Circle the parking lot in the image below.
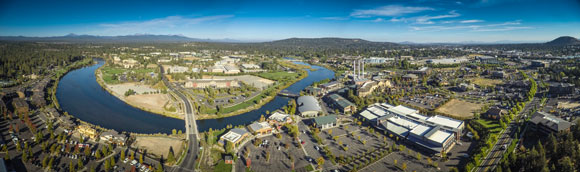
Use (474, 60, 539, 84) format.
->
(235, 131, 310, 172)
(399, 93, 448, 110)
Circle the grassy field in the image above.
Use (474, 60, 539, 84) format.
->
(475, 118, 502, 134)
(435, 99, 483, 119)
(257, 71, 299, 81)
(469, 78, 503, 87)
(213, 160, 232, 172)
(100, 66, 155, 84)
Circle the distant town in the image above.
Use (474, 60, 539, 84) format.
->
(1, 35, 580, 172)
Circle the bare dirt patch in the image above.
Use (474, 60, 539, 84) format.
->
(557, 101, 580, 109)
(435, 99, 483, 119)
(469, 78, 503, 87)
(126, 94, 170, 112)
(108, 82, 158, 95)
(133, 136, 184, 158)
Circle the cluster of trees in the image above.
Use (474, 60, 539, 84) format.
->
(0, 42, 86, 82)
(499, 124, 580, 172)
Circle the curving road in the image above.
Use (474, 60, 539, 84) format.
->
(160, 66, 199, 172)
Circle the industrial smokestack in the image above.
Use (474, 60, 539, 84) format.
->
(362, 59, 365, 79)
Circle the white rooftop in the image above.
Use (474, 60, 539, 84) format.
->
(426, 116, 463, 129)
(410, 125, 431, 136)
(427, 130, 452, 144)
(408, 113, 429, 120)
(360, 110, 377, 121)
(222, 131, 243, 143)
(388, 117, 419, 129)
(269, 112, 290, 122)
(388, 105, 418, 116)
(368, 106, 388, 117)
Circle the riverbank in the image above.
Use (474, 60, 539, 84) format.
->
(94, 64, 184, 120)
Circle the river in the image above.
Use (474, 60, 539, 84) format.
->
(56, 59, 334, 134)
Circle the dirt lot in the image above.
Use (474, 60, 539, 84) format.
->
(209, 75, 274, 90)
(557, 101, 580, 109)
(133, 136, 184, 158)
(108, 82, 158, 95)
(469, 78, 503, 87)
(435, 99, 483, 119)
(126, 94, 170, 112)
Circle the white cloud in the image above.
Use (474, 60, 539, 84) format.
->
(373, 18, 385, 22)
(321, 17, 349, 21)
(98, 15, 233, 33)
(415, 10, 461, 24)
(410, 20, 531, 32)
(350, 5, 434, 18)
(460, 19, 484, 23)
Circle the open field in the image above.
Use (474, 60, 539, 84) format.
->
(133, 136, 184, 158)
(257, 71, 299, 81)
(469, 78, 503, 87)
(100, 66, 155, 84)
(435, 99, 483, 119)
(126, 94, 170, 113)
(211, 75, 274, 89)
(108, 82, 158, 95)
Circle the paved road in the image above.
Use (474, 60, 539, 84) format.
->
(475, 97, 540, 172)
(159, 66, 200, 172)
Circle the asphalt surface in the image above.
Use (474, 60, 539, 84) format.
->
(474, 97, 540, 172)
(160, 66, 199, 172)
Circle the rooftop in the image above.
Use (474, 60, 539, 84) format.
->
(314, 115, 337, 126)
(297, 96, 322, 113)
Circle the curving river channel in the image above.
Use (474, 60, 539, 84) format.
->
(56, 59, 334, 134)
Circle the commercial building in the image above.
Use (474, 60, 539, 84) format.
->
(247, 122, 273, 135)
(166, 65, 189, 74)
(268, 111, 292, 128)
(357, 79, 391, 97)
(218, 128, 250, 146)
(184, 79, 240, 89)
(313, 115, 337, 130)
(297, 96, 322, 117)
(100, 130, 127, 146)
(363, 57, 394, 64)
(409, 67, 431, 76)
(324, 94, 356, 113)
(224, 65, 241, 74)
(77, 125, 97, 139)
(359, 103, 464, 155)
(531, 60, 549, 68)
(529, 111, 573, 135)
(485, 107, 506, 120)
(549, 82, 575, 96)
(319, 81, 342, 92)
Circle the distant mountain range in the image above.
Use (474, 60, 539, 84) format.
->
(0, 34, 578, 47)
(0, 34, 243, 43)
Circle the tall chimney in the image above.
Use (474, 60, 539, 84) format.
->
(353, 60, 356, 78)
(358, 59, 361, 78)
(362, 59, 365, 79)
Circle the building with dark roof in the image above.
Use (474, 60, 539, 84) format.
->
(297, 96, 322, 117)
(529, 111, 573, 134)
(324, 94, 356, 113)
(313, 115, 337, 130)
(247, 122, 272, 135)
(549, 82, 575, 96)
(485, 107, 505, 120)
(319, 81, 342, 92)
(402, 74, 418, 81)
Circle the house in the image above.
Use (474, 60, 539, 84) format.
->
(225, 155, 234, 164)
(457, 83, 475, 92)
(11, 98, 29, 115)
(218, 128, 250, 146)
(297, 96, 322, 117)
(268, 111, 292, 127)
(529, 111, 573, 135)
(324, 94, 356, 113)
(77, 125, 97, 139)
(313, 115, 337, 130)
(485, 107, 505, 120)
(247, 122, 272, 135)
(100, 130, 127, 146)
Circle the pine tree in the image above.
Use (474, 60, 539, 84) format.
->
(120, 149, 126, 161)
(167, 147, 175, 163)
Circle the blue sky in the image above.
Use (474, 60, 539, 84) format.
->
(0, 0, 579, 42)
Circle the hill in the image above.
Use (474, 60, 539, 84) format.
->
(264, 37, 399, 49)
(545, 36, 580, 46)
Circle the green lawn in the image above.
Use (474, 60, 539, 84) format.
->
(475, 119, 502, 134)
(257, 71, 298, 81)
(213, 160, 232, 172)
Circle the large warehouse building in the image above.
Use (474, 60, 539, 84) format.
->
(359, 103, 464, 155)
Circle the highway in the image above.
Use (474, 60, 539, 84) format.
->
(474, 97, 540, 172)
(159, 65, 200, 172)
